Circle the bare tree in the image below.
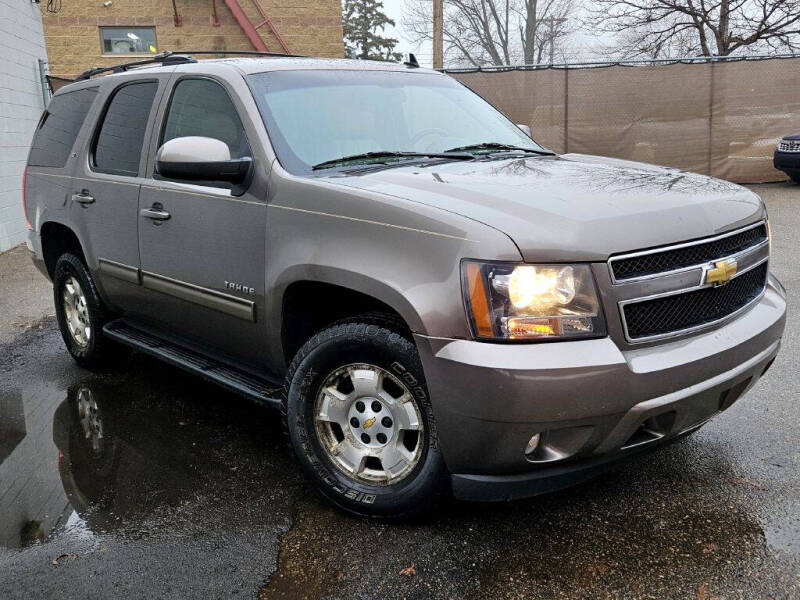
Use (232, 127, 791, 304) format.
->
(403, 0, 576, 66)
(587, 0, 800, 58)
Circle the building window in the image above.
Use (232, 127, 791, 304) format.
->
(100, 27, 157, 55)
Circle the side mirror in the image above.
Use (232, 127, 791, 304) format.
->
(517, 124, 532, 137)
(156, 136, 253, 195)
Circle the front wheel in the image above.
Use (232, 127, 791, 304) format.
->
(282, 320, 448, 519)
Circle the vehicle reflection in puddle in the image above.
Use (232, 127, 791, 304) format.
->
(0, 369, 296, 552)
(55, 383, 199, 532)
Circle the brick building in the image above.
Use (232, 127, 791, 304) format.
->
(40, 0, 344, 78)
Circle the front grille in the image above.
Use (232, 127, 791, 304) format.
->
(779, 139, 800, 152)
(623, 262, 768, 340)
(611, 224, 767, 281)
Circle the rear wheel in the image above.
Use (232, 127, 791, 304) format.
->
(283, 320, 448, 519)
(54, 253, 118, 368)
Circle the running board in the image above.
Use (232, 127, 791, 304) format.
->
(103, 319, 282, 407)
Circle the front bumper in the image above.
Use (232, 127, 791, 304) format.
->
(774, 150, 800, 177)
(414, 276, 786, 501)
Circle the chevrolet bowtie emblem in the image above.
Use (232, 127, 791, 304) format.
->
(363, 417, 376, 429)
(705, 258, 738, 285)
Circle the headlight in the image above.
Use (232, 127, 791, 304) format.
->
(462, 261, 606, 341)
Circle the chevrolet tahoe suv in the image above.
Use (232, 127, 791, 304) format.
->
(24, 53, 786, 518)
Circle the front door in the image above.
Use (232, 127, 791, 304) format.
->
(136, 76, 268, 370)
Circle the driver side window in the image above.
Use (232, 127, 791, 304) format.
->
(161, 78, 251, 159)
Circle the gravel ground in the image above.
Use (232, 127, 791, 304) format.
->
(0, 183, 797, 599)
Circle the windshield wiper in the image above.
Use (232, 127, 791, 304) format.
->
(443, 142, 554, 156)
(312, 150, 474, 170)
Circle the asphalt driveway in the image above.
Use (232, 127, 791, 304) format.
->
(0, 184, 797, 599)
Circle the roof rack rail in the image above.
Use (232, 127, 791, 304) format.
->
(75, 52, 197, 81)
(174, 49, 305, 58)
(74, 50, 305, 82)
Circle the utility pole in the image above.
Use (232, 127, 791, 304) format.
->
(540, 16, 567, 63)
(433, 0, 443, 69)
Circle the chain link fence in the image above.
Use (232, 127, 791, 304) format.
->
(447, 55, 800, 183)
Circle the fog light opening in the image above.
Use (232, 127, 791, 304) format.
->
(621, 411, 676, 449)
(524, 433, 542, 456)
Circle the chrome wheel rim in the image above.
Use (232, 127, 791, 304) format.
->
(62, 275, 91, 347)
(314, 363, 424, 485)
(76, 387, 104, 453)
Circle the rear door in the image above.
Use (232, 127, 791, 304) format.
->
(70, 75, 169, 311)
(135, 74, 268, 370)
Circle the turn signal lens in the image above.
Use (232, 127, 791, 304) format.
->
(464, 262, 493, 337)
(462, 261, 605, 341)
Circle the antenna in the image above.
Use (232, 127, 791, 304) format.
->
(404, 53, 420, 68)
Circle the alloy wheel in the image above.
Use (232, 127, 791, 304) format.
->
(62, 275, 91, 347)
(314, 363, 424, 485)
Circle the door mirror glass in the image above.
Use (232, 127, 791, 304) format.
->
(517, 124, 532, 137)
(155, 136, 253, 192)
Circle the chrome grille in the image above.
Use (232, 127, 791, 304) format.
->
(610, 223, 767, 282)
(779, 139, 800, 152)
(622, 263, 767, 340)
(610, 222, 770, 343)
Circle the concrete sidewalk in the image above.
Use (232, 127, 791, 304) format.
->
(0, 244, 53, 344)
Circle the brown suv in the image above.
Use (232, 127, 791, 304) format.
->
(24, 53, 786, 517)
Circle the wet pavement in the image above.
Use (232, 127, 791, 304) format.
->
(1, 184, 799, 599)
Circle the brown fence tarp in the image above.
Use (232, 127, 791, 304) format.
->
(450, 57, 800, 183)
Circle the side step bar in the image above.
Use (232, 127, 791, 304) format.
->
(103, 319, 282, 407)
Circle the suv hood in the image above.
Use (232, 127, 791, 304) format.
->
(320, 154, 764, 262)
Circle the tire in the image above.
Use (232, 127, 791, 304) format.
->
(791, 174, 800, 185)
(53, 253, 117, 368)
(283, 320, 448, 519)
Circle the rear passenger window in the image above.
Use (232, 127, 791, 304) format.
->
(161, 78, 251, 159)
(28, 87, 98, 168)
(92, 81, 158, 176)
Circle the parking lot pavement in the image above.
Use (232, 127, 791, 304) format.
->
(0, 244, 53, 345)
(0, 183, 798, 599)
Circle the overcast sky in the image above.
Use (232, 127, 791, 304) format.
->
(381, 0, 432, 64)
(376, 0, 599, 68)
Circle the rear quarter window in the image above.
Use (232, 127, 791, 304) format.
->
(28, 87, 99, 168)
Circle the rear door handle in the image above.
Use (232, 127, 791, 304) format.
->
(72, 190, 95, 205)
(140, 204, 171, 221)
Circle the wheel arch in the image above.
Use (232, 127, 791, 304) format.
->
(40, 221, 86, 279)
(277, 267, 425, 365)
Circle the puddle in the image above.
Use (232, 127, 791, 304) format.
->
(0, 328, 300, 555)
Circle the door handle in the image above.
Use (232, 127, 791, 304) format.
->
(140, 204, 171, 221)
(72, 190, 95, 205)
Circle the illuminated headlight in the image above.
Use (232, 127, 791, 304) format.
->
(462, 261, 606, 341)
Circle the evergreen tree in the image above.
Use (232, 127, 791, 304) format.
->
(343, 0, 402, 61)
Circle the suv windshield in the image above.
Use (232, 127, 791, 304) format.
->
(248, 69, 548, 174)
